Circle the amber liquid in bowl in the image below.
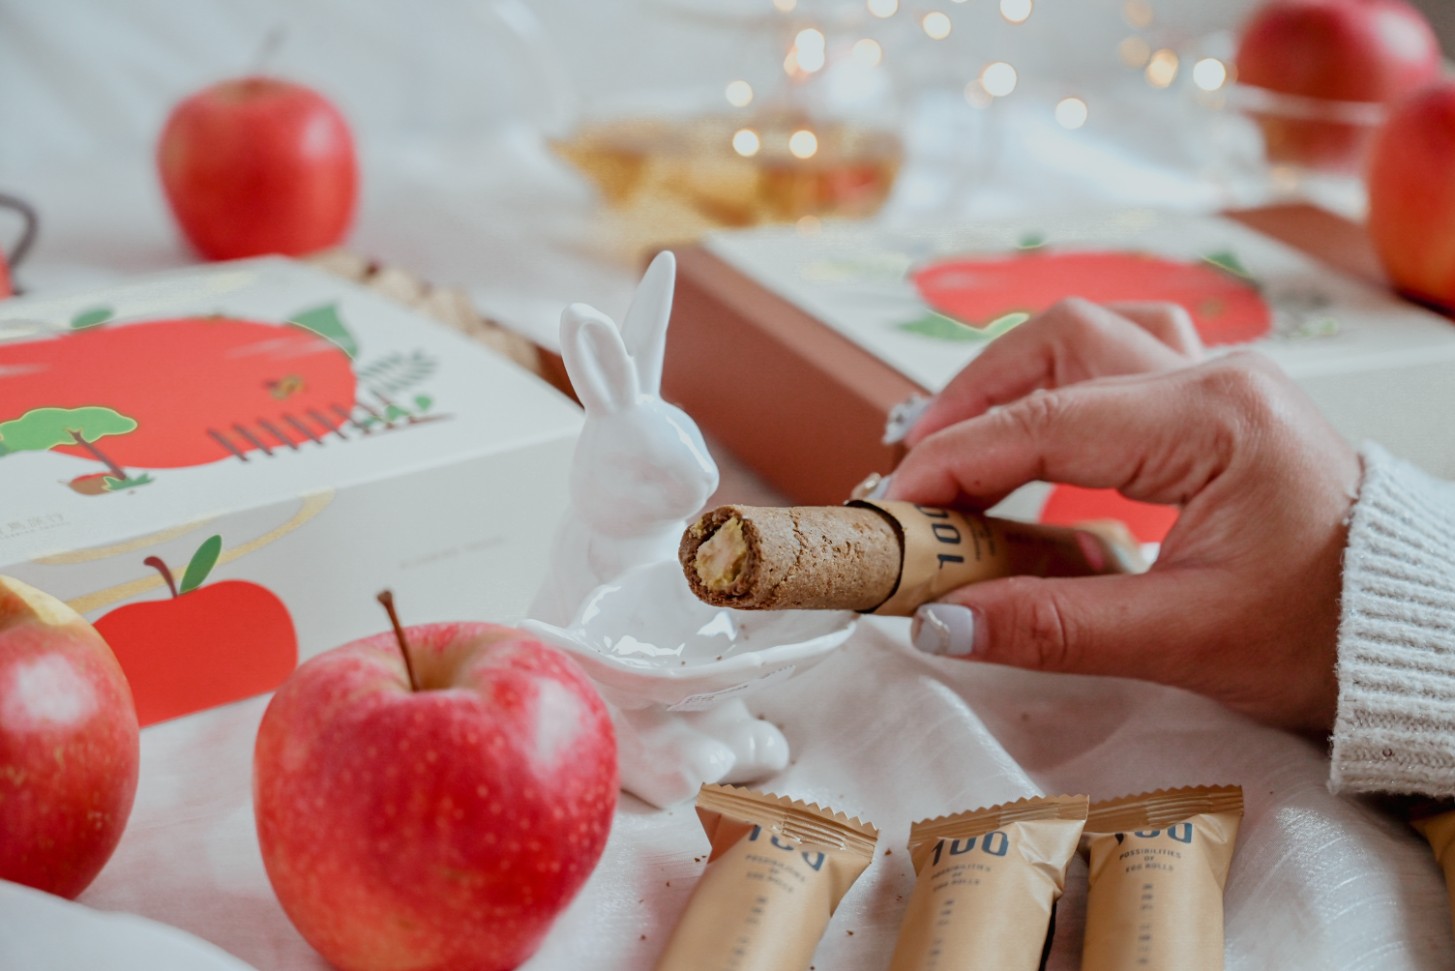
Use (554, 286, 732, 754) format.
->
(553, 112, 903, 229)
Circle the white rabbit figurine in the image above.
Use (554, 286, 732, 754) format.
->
(524, 252, 843, 807)
(528, 251, 720, 627)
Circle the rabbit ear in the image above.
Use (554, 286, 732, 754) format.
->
(560, 303, 639, 415)
(620, 250, 675, 395)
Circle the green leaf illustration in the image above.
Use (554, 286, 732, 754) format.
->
(1017, 232, 1048, 251)
(1203, 249, 1253, 280)
(0, 406, 136, 452)
(71, 306, 113, 329)
(897, 310, 1031, 342)
(412, 394, 433, 413)
(179, 534, 223, 594)
(897, 311, 985, 342)
(102, 473, 154, 492)
(289, 304, 359, 358)
(979, 311, 1033, 338)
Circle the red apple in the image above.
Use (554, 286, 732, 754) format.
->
(254, 611, 618, 971)
(158, 76, 358, 260)
(95, 536, 298, 727)
(0, 576, 140, 898)
(1366, 81, 1455, 311)
(1235, 0, 1442, 171)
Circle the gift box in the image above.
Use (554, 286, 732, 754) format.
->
(663, 204, 1455, 528)
(0, 258, 581, 726)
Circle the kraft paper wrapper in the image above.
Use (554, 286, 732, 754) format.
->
(889, 794, 1090, 971)
(679, 501, 1142, 616)
(1080, 785, 1243, 971)
(653, 784, 879, 971)
(1411, 805, 1455, 938)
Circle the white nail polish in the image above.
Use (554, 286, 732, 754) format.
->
(911, 604, 976, 658)
(863, 473, 891, 500)
(883, 394, 932, 445)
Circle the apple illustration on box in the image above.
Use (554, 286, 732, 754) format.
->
(899, 245, 1272, 544)
(907, 248, 1273, 346)
(0, 304, 442, 494)
(94, 535, 298, 726)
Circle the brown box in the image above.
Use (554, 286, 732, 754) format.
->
(661, 204, 1403, 505)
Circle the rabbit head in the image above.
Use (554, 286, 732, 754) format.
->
(559, 252, 719, 537)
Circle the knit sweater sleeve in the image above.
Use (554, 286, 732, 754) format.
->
(1331, 443, 1455, 797)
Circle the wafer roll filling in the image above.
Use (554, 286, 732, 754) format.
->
(889, 794, 1089, 971)
(1080, 785, 1243, 971)
(653, 784, 879, 971)
(680, 500, 1143, 615)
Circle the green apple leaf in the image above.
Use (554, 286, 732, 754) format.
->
(102, 473, 154, 492)
(180, 534, 223, 594)
(289, 304, 359, 358)
(1203, 249, 1253, 280)
(71, 306, 113, 329)
(978, 310, 1033, 339)
(897, 311, 985, 342)
(0, 406, 136, 452)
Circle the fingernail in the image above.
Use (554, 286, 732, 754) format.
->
(852, 472, 892, 501)
(911, 603, 977, 658)
(883, 394, 932, 445)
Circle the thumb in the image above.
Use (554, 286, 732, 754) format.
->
(910, 570, 1219, 687)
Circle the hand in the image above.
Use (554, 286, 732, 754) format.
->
(885, 299, 1360, 734)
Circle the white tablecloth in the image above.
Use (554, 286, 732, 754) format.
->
(6, 620, 1449, 969)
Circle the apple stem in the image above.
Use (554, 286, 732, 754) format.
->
(376, 590, 419, 692)
(250, 25, 286, 77)
(144, 556, 180, 599)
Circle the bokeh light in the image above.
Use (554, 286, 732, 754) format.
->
(1055, 97, 1089, 129)
(789, 129, 819, 158)
(725, 80, 754, 107)
(1001, 0, 1033, 24)
(922, 12, 952, 39)
(982, 61, 1018, 97)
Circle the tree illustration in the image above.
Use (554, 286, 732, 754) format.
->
(0, 406, 153, 492)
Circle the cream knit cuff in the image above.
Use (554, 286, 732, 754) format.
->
(1331, 443, 1455, 797)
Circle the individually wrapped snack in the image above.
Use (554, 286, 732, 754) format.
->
(679, 500, 1143, 616)
(889, 794, 1089, 971)
(1080, 785, 1244, 971)
(1411, 802, 1455, 938)
(653, 783, 879, 971)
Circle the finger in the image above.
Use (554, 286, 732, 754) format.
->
(888, 360, 1247, 510)
(1103, 301, 1204, 357)
(910, 569, 1224, 688)
(905, 298, 1194, 447)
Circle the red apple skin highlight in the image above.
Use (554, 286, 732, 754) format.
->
(158, 76, 358, 260)
(0, 577, 140, 899)
(1367, 82, 1455, 311)
(254, 622, 618, 971)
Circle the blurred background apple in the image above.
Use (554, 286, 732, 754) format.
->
(1233, 0, 1442, 173)
(158, 75, 357, 260)
(1366, 80, 1455, 311)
